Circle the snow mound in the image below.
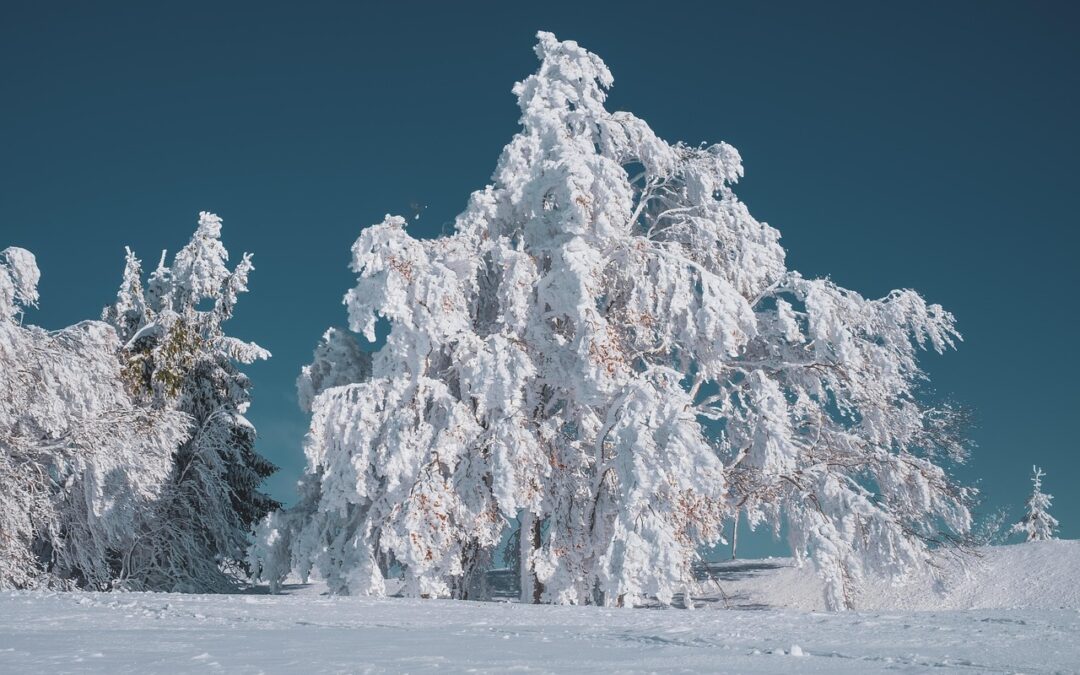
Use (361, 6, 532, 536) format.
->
(707, 540, 1080, 611)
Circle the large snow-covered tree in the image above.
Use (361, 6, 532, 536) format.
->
(103, 212, 278, 591)
(1, 247, 189, 590)
(1010, 466, 1058, 542)
(252, 33, 972, 609)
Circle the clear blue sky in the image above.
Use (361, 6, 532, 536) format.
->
(3, 1, 1076, 556)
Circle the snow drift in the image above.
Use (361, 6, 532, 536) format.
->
(709, 540, 1080, 612)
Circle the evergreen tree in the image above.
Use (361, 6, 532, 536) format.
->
(252, 33, 972, 609)
(1010, 466, 1058, 542)
(104, 212, 277, 591)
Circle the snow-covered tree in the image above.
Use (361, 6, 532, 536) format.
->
(1, 247, 188, 589)
(103, 213, 277, 592)
(1010, 466, 1058, 542)
(252, 32, 972, 609)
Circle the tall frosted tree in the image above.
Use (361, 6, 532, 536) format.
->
(1, 247, 188, 589)
(104, 212, 277, 591)
(252, 33, 972, 609)
(1010, 466, 1058, 542)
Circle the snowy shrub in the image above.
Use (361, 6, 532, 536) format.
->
(1010, 466, 1058, 542)
(252, 33, 972, 609)
(0, 247, 189, 589)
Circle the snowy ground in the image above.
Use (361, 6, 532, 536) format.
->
(2, 542, 1077, 673)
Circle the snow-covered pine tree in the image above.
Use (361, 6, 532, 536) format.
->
(103, 212, 278, 592)
(1, 247, 189, 589)
(252, 32, 972, 609)
(1010, 466, 1058, 542)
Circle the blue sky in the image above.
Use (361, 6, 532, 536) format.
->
(2, 1, 1077, 556)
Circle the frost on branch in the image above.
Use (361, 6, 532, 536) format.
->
(102, 212, 277, 592)
(253, 32, 972, 609)
(1010, 466, 1058, 542)
(296, 328, 371, 413)
(1, 248, 188, 589)
(0, 247, 40, 320)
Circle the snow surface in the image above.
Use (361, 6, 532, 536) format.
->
(715, 540, 1080, 612)
(1, 542, 1077, 673)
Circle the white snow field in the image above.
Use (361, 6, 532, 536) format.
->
(1, 541, 1077, 674)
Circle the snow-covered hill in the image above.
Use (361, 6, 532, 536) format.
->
(0, 542, 1077, 673)
(707, 539, 1080, 612)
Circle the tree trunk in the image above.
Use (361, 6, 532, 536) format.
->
(519, 512, 544, 604)
(731, 511, 740, 560)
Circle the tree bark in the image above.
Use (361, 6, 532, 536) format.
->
(731, 511, 740, 560)
(519, 513, 544, 604)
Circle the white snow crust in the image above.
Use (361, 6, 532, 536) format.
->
(1, 541, 1076, 673)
